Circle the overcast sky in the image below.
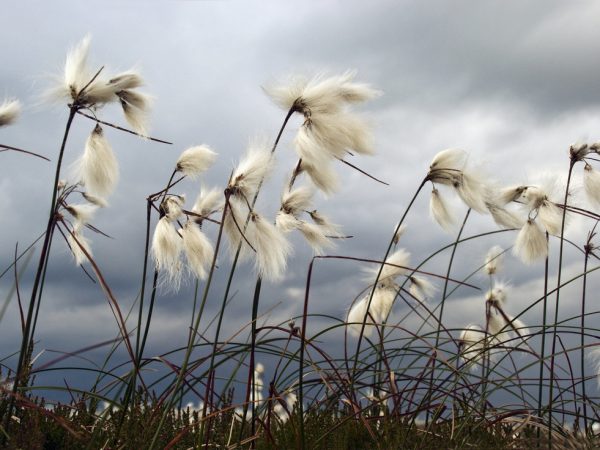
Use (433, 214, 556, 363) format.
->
(2, 0, 600, 397)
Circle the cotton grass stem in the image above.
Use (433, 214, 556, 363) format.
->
(148, 200, 229, 450)
(548, 159, 575, 438)
(7, 106, 77, 425)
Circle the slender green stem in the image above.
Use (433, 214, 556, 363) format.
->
(548, 159, 575, 438)
(351, 178, 427, 380)
(7, 106, 77, 424)
(580, 243, 590, 432)
(425, 208, 470, 425)
(148, 200, 229, 450)
(537, 232, 550, 432)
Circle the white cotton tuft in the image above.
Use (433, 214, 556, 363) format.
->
(275, 211, 300, 232)
(488, 312, 529, 345)
(497, 185, 528, 206)
(485, 284, 508, 306)
(176, 145, 217, 178)
(181, 221, 214, 280)
(281, 185, 314, 215)
(537, 200, 563, 235)
(298, 221, 334, 255)
(65, 203, 98, 225)
(430, 188, 456, 232)
(409, 276, 436, 302)
(230, 138, 274, 198)
(456, 170, 489, 213)
(0, 99, 21, 127)
(67, 224, 93, 266)
(584, 163, 600, 207)
(192, 187, 223, 218)
(513, 219, 548, 264)
(108, 71, 144, 91)
(118, 90, 152, 135)
(347, 295, 377, 337)
(64, 35, 92, 98)
(484, 245, 504, 276)
(152, 216, 183, 289)
(73, 125, 119, 198)
(250, 213, 291, 281)
(82, 192, 108, 208)
(370, 286, 397, 322)
(486, 202, 524, 229)
(223, 198, 251, 258)
(308, 210, 341, 236)
(265, 71, 380, 114)
(162, 195, 184, 222)
(378, 249, 411, 283)
(429, 148, 466, 171)
(458, 324, 485, 368)
(300, 158, 339, 195)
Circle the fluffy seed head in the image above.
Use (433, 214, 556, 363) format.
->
(379, 249, 411, 282)
(570, 141, 590, 161)
(536, 199, 562, 235)
(409, 276, 436, 302)
(458, 324, 485, 368)
(0, 99, 21, 127)
(229, 139, 274, 199)
(66, 224, 93, 266)
(275, 211, 300, 232)
(297, 221, 334, 255)
(347, 295, 376, 337)
(430, 188, 456, 232)
(192, 187, 223, 218)
(250, 212, 291, 281)
(82, 192, 108, 208)
(162, 195, 184, 222)
(281, 185, 314, 215)
(73, 125, 119, 198)
(486, 202, 524, 229)
(181, 221, 214, 280)
(513, 219, 548, 264)
(485, 284, 508, 306)
(265, 71, 380, 114)
(65, 203, 98, 225)
(176, 145, 217, 178)
(108, 71, 144, 91)
(152, 217, 183, 289)
(299, 158, 339, 195)
(484, 245, 504, 275)
(118, 90, 151, 135)
(429, 148, 466, 171)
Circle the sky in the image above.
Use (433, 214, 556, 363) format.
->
(2, 0, 600, 401)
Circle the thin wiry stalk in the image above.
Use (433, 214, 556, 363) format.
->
(0, 144, 50, 161)
(7, 105, 77, 425)
(548, 159, 575, 439)
(199, 107, 294, 443)
(148, 200, 229, 450)
(537, 232, 550, 432)
(350, 178, 427, 383)
(580, 230, 593, 433)
(426, 208, 471, 425)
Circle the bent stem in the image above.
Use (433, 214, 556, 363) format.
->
(350, 178, 427, 381)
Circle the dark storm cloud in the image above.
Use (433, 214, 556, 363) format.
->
(1, 0, 600, 374)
